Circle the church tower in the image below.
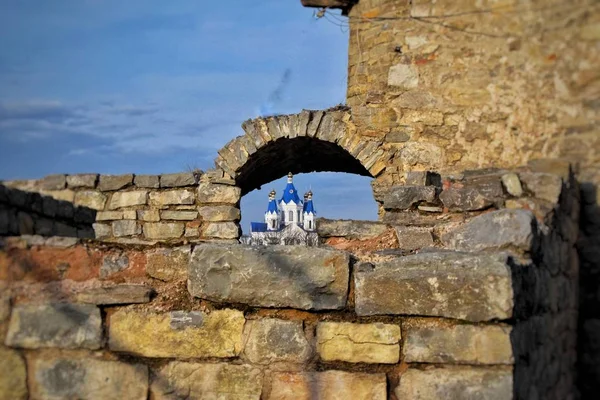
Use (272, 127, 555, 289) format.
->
(279, 172, 304, 226)
(303, 190, 316, 231)
(264, 189, 279, 230)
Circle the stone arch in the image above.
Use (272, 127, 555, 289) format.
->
(213, 108, 390, 196)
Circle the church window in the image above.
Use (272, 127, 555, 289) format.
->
(271, 220, 276, 228)
(308, 220, 312, 229)
(297, 210, 301, 221)
(289, 211, 293, 221)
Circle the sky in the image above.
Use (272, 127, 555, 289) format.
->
(0, 0, 377, 232)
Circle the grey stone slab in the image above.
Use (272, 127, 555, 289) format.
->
(383, 186, 436, 210)
(316, 218, 388, 239)
(442, 209, 536, 252)
(440, 177, 504, 211)
(354, 252, 513, 321)
(244, 318, 312, 364)
(74, 284, 153, 305)
(160, 172, 197, 188)
(38, 174, 66, 190)
(134, 174, 160, 188)
(98, 174, 134, 191)
(66, 174, 98, 188)
(188, 244, 349, 310)
(5, 303, 102, 349)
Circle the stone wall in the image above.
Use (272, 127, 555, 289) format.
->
(1, 171, 242, 244)
(0, 166, 580, 399)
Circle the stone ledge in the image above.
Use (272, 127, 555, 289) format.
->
(354, 252, 513, 321)
(188, 244, 349, 310)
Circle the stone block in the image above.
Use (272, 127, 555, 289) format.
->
(520, 172, 563, 204)
(385, 131, 410, 143)
(100, 253, 129, 278)
(108, 308, 245, 358)
(268, 371, 387, 400)
(160, 210, 198, 220)
(383, 186, 436, 210)
(112, 220, 141, 237)
(442, 209, 535, 252)
(354, 252, 513, 321)
(395, 226, 434, 250)
(395, 367, 513, 400)
(501, 173, 523, 197)
(403, 322, 513, 364)
(96, 211, 124, 221)
(316, 321, 400, 364)
(108, 190, 148, 209)
(388, 63, 419, 88)
(43, 189, 75, 202)
(160, 172, 197, 187)
(0, 347, 27, 400)
(31, 358, 148, 400)
(149, 190, 195, 206)
(316, 218, 388, 239)
(143, 222, 184, 239)
(93, 223, 111, 238)
(74, 190, 107, 210)
(198, 205, 241, 221)
(39, 174, 66, 190)
(146, 246, 190, 281)
(244, 318, 311, 364)
(197, 182, 241, 204)
(98, 174, 133, 191)
(74, 284, 153, 305)
(151, 362, 262, 400)
(440, 178, 504, 211)
(5, 303, 102, 349)
(122, 210, 137, 219)
(202, 221, 239, 239)
(134, 174, 160, 188)
(137, 209, 160, 221)
(188, 244, 349, 310)
(66, 174, 97, 188)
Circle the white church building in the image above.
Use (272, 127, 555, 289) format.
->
(249, 172, 319, 246)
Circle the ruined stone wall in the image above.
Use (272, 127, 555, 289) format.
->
(0, 166, 579, 399)
(1, 171, 242, 244)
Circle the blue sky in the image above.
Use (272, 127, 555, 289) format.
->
(0, 0, 377, 231)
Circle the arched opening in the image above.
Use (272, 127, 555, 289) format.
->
(235, 136, 372, 196)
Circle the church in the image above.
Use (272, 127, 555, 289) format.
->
(249, 172, 319, 246)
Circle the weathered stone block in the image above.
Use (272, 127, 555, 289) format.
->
(501, 173, 523, 197)
(6, 303, 102, 349)
(268, 371, 386, 400)
(395, 226, 434, 250)
(149, 190, 195, 206)
(317, 321, 400, 364)
(101, 253, 129, 278)
(134, 174, 160, 188)
(137, 209, 160, 221)
(316, 218, 388, 239)
(202, 221, 239, 239)
(198, 205, 241, 221)
(354, 252, 513, 321)
(160, 210, 198, 220)
(395, 367, 513, 400)
(112, 220, 141, 237)
(520, 172, 563, 204)
(146, 246, 190, 281)
(403, 322, 513, 364)
(39, 174, 66, 190)
(74, 191, 107, 210)
(122, 210, 136, 219)
(108, 190, 148, 209)
(0, 347, 27, 400)
(151, 362, 262, 400)
(31, 358, 148, 400)
(440, 178, 504, 211)
(383, 186, 436, 210)
(98, 174, 133, 191)
(97, 211, 123, 221)
(143, 222, 184, 239)
(160, 172, 197, 187)
(109, 309, 245, 358)
(92, 222, 111, 238)
(188, 244, 349, 310)
(244, 318, 311, 364)
(74, 284, 153, 305)
(388, 63, 419, 88)
(442, 209, 535, 252)
(66, 174, 97, 188)
(197, 182, 241, 204)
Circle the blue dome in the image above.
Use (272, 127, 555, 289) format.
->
(280, 182, 302, 204)
(266, 199, 278, 213)
(304, 200, 316, 214)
